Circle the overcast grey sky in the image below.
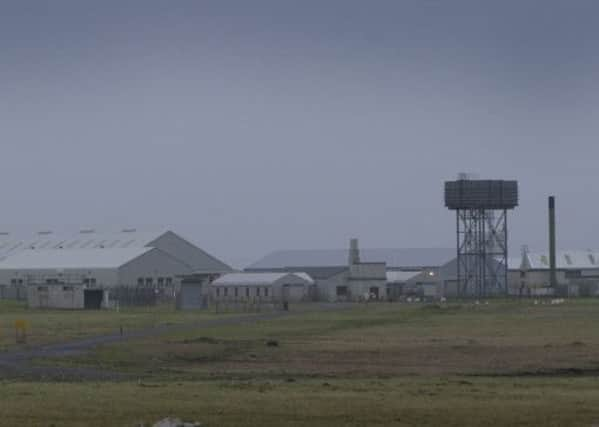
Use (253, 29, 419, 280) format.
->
(1, 1, 598, 267)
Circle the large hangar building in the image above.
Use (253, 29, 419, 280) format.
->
(0, 229, 232, 308)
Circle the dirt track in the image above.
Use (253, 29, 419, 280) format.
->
(0, 304, 353, 381)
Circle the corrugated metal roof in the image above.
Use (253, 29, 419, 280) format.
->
(386, 271, 421, 283)
(291, 272, 314, 283)
(53, 230, 167, 250)
(0, 229, 167, 261)
(245, 266, 347, 280)
(212, 272, 313, 286)
(0, 247, 153, 270)
(247, 248, 456, 270)
(524, 250, 599, 270)
(0, 229, 231, 273)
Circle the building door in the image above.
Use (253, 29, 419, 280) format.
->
(39, 289, 49, 308)
(84, 290, 103, 310)
(369, 287, 379, 299)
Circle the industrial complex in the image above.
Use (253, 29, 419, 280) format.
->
(0, 177, 593, 309)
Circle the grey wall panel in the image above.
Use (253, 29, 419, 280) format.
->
(118, 248, 192, 287)
(0, 268, 118, 287)
(150, 231, 232, 272)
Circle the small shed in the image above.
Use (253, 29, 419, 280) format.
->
(210, 272, 313, 303)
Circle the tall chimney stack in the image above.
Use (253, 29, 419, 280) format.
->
(349, 238, 360, 265)
(549, 196, 557, 288)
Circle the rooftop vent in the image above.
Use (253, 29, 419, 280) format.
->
(122, 228, 137, 233)
(0, 232, 9, 236)
(37, 231, 53, 235)
(80, 229, 96, 234)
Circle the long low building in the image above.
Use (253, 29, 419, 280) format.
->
(210, 272, 314, 303)
(0, 229, 232, 308)
(508, 249, 599, 296)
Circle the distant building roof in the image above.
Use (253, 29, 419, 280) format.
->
(291, 272, 314, 283)
(245, 265, 347, 279)
(386, 271, 421, 283)
(523, 250, 599, 270)
(0, 229, 168, 261)
(212, 272, 314, 286)
(247, 248, 455, 270)
(0, 229, 232, 272)
(506, 257, 523, 270)
(0, 247, 154, 270)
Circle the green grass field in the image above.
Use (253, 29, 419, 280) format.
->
(3, 377, 599, 427)
(0, 300, 228, 351)
(4, 299, 599, 426)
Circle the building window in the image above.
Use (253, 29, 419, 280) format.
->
(37, 286, 48, 292)
(90, 278, 96, 286)
(18, 279, 23, 285)
(336, 286, 348, 296)
(145, 278, 153, 287)
(520, 271, 526, 278)
(137, 278, 144, 286)
(256, 287, 261, 297)
(224, 287, 229, 297)
(264, 287, 269, 297)
(216, 288, 220, 297)
(157, 277, 165, 288)
(234, 287, 239, 297)
(63, 286, 74, 291)
(166, 277, 173, 286)
(10, 279, 17, 285)
(245, 287, 250, 297)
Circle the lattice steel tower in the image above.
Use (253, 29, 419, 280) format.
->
(444, 177, 519, 297)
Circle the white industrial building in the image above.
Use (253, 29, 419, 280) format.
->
(210, 272, 314, 304)
(0, 229, 232, 309)
(244, 240, 428, 302)
(507, 249, 599, 297)
(247, 243, 454, 302)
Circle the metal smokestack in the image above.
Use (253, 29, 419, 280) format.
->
(549, 196, 557, 288)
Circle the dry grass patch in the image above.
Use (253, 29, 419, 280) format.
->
(3, 377, 599, 426)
